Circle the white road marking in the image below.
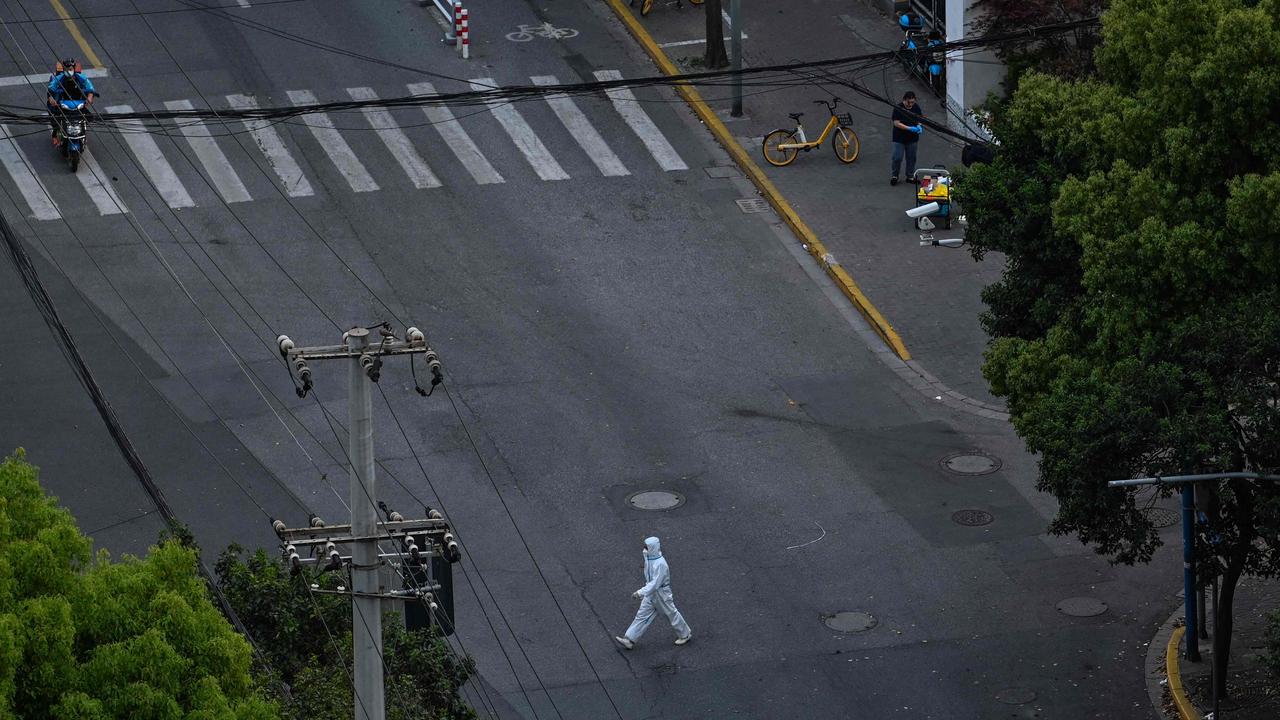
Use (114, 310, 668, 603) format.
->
(656, 11, 747, 47)
(470, 77, 569, 181)
(226, 93, 314, 197)
(237, 0, 251, 6)
(346, 87, 441, 189)
(286, 89, 379, 193)
(0, 67, 109, 88)
(77, 152, 127, 215)
(106, 105, 196, 209)
(0, 126, 60, 220)
(530, 75, 628, 177)
(407, 81, 504, 185)
(164, 99, 252, 204)
(592, 70, 688, 171)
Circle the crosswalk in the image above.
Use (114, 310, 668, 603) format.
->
(0, 71, 689, 221)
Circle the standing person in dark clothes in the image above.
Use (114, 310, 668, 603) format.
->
(890, 91, 925, 186)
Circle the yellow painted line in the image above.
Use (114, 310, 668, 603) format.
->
(603, 0, 910, 360)
(1166, 627, 1203, 720)
(48, 0, 103, 70)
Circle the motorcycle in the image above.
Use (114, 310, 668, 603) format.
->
(53, 98, 88, 172)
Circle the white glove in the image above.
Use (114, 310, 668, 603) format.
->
(632, 589, 644, 599)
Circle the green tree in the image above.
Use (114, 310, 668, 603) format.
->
(215, 546, 476, 720)
(0, 449, 278, 719)
(956, 0, 1280, 700)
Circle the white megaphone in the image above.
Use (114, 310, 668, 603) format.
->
(905, 202, 940, 219)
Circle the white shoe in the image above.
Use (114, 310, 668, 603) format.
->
(614, 636, 634, 650)
(674, 635, 692, 646)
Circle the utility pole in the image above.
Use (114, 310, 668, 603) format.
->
(730, 0, 743, 117)
(274, 324, 458, 720)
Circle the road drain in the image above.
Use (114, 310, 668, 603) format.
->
(940, 451, 1002, 475)
(951, 509, 994, 526)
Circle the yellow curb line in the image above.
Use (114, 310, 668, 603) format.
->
(603, 0, 910, 361)
(1166, 627, 1202, 720)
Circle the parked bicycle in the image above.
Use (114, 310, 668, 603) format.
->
(762, 98, 860, 167)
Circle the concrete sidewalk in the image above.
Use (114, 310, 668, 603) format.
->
(621, 0, 1005, 408)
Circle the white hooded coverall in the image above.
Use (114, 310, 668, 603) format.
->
(624, 537, 691, 642)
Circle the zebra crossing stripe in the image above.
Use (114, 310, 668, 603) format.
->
(592, 70, 688, 172)
(0, 126, 60, 220)
(76, 152, 127, 215)
(470, 78, 569, 181)
(347, 87, 441, 190)
(407, 82, 504, 185)
(107, 105, 196, 209)
(226, 94, 314, 198)
(164, 100, 252, 204)
(286, 90, 379, 193)
(530, 75, 629, 178)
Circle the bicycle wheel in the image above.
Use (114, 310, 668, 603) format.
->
(762, 129, 799, 167)
(641, 0, 653, 15)
(832, 127, 860, 164)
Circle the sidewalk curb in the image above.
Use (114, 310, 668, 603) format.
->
(1167, 627, 1203, 719)
(1145, 602, 1202, 720)
(601, 0, 911, 362)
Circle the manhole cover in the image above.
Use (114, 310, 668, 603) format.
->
(1143, 507, 1179, 528)
(994, 687, 1037, 705)
(951, 509, 994, 526)
(823, 611, 877, 633)
(735, 198, 771, 214)
(1056, 597, 1108, 617)
(940, 452, 1002, 475)
(626, 491, 685, 511)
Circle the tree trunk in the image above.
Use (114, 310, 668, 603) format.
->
(1213, 548, 1245, 701)
(704, 0, 729, 68)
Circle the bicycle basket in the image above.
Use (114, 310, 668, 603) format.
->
(837, 113, 853, 126)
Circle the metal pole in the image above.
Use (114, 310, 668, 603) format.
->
(1180, 484, 1200, 662)
(347, 327, 385, 720)
(730, 0, 742, 117)
(1211, 574, 1220, 717)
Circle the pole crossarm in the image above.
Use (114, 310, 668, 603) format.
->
(1107, 471, 1280, 488)
(275, 518, 450, 542)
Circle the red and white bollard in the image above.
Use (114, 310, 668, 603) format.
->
(459, 8, 469, 59)
(452, 1, 461, 47)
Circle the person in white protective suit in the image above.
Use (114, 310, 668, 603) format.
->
(615, 536, 692, 648)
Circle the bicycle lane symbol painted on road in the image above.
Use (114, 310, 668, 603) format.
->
(506, 23, 579, 42)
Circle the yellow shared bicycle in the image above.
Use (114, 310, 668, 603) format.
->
(762, 98, 860, 167)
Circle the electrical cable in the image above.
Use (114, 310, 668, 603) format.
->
(440, 381, 628, 719)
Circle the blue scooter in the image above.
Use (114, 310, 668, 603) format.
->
(54, 98, 88, 172)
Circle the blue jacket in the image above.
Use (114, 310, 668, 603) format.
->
(48, 72, 95, 102)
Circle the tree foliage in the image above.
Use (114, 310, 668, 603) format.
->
(215, 546, 476, 720)
(971, 0, 1105, 89)
(957, 0, 1280, 698)
(0, 449, 277, 719)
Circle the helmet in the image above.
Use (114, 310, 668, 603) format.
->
(61, 58, 77, 73)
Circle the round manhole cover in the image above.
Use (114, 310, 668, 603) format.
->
(994, 687, 1037, 705)
(951, 509, 994, 527)
(940, 452, 1002, 475)
(1143, 507, 1179, 528)
(823, 611, 877, 633)
(626, 491, 685, 511)
(1056, 597, 1108, 617)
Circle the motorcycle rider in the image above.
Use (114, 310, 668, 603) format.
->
(47, 59, 95, 143)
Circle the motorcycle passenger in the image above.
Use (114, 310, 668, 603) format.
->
(47, 59, 95, 141)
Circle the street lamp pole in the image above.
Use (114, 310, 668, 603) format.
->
(1108, 471, 1280, 710)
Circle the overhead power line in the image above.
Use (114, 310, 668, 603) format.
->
(1, 16, 1099, 129)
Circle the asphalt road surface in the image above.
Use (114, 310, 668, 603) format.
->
(0, 1, 1181, 718)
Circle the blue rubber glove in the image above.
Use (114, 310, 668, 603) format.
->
(911, 124, 923, 134)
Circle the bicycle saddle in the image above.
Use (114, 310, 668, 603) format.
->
(788, 112, 804, 120)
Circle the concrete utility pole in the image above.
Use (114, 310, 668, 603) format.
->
(730, 0, 743, 117)
(275, 324, 456, 720)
